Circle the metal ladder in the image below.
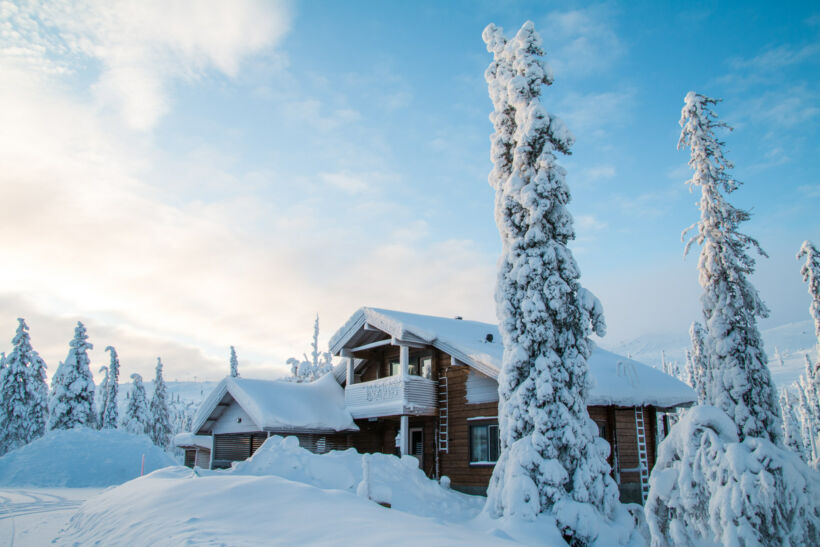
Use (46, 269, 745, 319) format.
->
(634, 407, 650, 503)
(438, 375, 449, 453)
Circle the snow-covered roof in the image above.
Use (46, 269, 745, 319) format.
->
(192, 374, 359, 435)
(330, 307, 696, 409)
(172, 433, 213, 450)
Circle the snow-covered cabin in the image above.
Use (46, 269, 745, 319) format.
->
(181, 307, 695, 504)
(181, 374, 358, 469)
(327, 307, 696, 503)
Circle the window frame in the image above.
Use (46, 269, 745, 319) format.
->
(469, 421, 500, 465)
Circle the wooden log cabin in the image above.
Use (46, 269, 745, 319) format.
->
(179, 308, 696, 505)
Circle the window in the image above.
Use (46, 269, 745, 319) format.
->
(388, 353, 432, 377)
(470, 423, 500, 463)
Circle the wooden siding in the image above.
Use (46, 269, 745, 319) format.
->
(438, 354, 497, 493)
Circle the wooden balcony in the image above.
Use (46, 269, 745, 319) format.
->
(344, 375, 437, 419)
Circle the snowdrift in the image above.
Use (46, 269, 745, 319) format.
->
(230, 435, 483, 520)
(56, 466, 514, 546)
(0, 428, 176, 487)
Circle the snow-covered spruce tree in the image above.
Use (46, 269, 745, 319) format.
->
(646, 406, 820, 546)
(100, 346, 120, 429)
(679, 92, 780, 443)
(286, 315, 334, 383)
(96, 365, 109, 429)
(121, 373, 150, 436)
(48, 321, 96, 430)
(646, 93, 820, 546)
(684, 322, 708, 404)
(229, 346, 239, 378)
(780, 388, 807, 459)
(798, 240, 820, 346)
(797, 240, 820, 458)
(149, 357, 172, 448)
(481, 22, 617, 543)
(0, 318, 49, 455)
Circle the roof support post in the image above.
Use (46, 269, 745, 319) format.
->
(346, 356, 355, 386)
(399, 344, 409, 380)
(400, 415, 409, 457)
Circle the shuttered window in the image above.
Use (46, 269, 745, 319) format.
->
(213, 432, 268, 466)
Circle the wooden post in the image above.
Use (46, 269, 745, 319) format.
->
(399, 344, 409, 379)
(346, 356, 355, 386)
(400, 415, 409, 457)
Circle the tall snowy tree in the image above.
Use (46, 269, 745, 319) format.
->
(646, 93, 819, 546)
(798, 240, 820, 347)
(679, 92, 780, 443)
(229, 346, 239, 378)
(48, 322, 96, 430)
(100, 346, 120, 429)
(684, 322, 709, 404)
(481, 22, 617, 542)
(286, 315, 334, 383)
(149, 357, 172, 448)
(121, 373, 150, 436)
(96, 365, 110, 429)
(0, 318, 49, 455)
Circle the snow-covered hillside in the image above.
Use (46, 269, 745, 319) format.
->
(602, 320, 817, 387)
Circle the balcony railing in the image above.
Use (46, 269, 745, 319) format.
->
(344, 375, 437, 419)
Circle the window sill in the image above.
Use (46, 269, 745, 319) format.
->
(469, 461, 497, 466)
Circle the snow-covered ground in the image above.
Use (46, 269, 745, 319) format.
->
(0, 431, 643, 545)
(0, 487, 103, 546)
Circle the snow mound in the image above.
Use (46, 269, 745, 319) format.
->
(0, 428, 176, 487)
(229, 435, 483, 521)
(56, 470, 515, 546)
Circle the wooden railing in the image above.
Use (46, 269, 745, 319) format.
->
(345, 375, 437, 419)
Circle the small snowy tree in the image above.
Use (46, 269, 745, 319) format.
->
(646, 407, 820, 546)
(0, 318, 49, 455)
(100, 346, 120, 429)
(684, 322, 709, 404)
(780, 388, 806, 459)
(121, 373, 150, 436)
(229, 346, 239, 378)
(796, 240, 820, 460)
(679, 92, 780, 443)
(286, 315, 335, 383)
(149, 357, 172, 448)
(481, 22, 618, 544)
(48, 321, 96, 430)
(96, 365, 110, 429)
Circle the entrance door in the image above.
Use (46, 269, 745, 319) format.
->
(409, 427, 424, 468)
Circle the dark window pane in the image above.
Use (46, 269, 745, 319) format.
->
(470, 425, 489, 462)
(489, 425, 499, 462)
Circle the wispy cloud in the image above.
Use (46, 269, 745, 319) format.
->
(539, 5, 624, 78)
(1, 0, 291, 130)
(557, 89, 634, 139)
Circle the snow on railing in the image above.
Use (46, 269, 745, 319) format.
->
(345, 376, 437, 419)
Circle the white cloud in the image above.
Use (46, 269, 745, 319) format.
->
(539, 5, 624, 78)
(1, 0, 291, 130)
(557, 89, 634, 138)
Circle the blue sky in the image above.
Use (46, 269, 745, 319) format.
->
(0, 1, 817, 381)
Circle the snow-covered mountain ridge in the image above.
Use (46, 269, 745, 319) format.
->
(601, 319, 817, 387)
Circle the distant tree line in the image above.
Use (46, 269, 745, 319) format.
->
(0, 320, 214, 457)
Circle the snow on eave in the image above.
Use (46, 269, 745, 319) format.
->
(173, 433, 212, 449)
(192, 374, 358, 435)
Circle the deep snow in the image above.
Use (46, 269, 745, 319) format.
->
(0, 428, 176, 487)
